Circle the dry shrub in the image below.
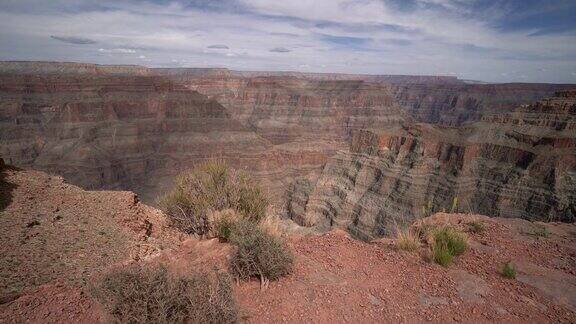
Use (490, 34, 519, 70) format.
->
(396, 226, 421, 252)
(160, 160, 268, 236)
(229, 220, 293, 286)
(92, 265, 237, 324)
(432, 226, 467, 267)
(467, 221, 486, 234)
(258, 213, 283, 238)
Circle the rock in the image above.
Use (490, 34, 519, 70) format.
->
(449, 270, 490, 304)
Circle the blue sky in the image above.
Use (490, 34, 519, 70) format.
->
(0, 0, 575, 83)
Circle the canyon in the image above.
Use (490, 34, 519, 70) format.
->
(1, 61, 575, 237)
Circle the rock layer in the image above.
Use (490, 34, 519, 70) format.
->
(290, 91, 576, 239)
(0, 72, 331, 203)
(1, 62, 575, 235)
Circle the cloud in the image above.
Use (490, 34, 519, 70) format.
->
(207, 44, 230, 49)
(98, 48, 136, 54)
(0, 0, 574, 83)
(269, 47, 291, 53)
(50, 35, 96, 44)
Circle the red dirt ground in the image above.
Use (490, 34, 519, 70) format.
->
(1, 165, 575, 323)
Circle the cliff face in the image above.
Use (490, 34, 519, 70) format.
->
(288, 91, 576, 239)
(0, 61, 150, 75)
(184, 76, 407, 145)
(1, 62, 575, 234)
(0, 73, 264, 201)
(391, 83, 575, 125)
(0, 72, 332, 203)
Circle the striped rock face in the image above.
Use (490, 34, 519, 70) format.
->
(1, 62, 574, 237)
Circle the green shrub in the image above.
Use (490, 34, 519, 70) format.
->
(229, 220, 293, 283)
(214, 210, 241, 242)
(468, 221, 486, 234)
(92, 265, 237, 324)
(159, 160, 268, 235)
(433, 227, 467, 267)
(433, 244, 454, 267)
(501, 262, 516, 279)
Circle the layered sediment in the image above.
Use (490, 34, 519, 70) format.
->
(289, 91, 576, 238)
(1, 62, 575, 235)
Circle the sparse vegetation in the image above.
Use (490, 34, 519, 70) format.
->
(229, 220, 294, 288)
(160, 160, 268, 236)
(531, 225, 550, 238)
(421, 196, 459, 217)
(501, 262, 517, 279)
(396, 227, 421, 252)
(450, 197, 458, 213)
(214, 209, 242, 242)
(467, 221, 486, 234)
(92, 265, 238, 324)
(432, 227, 467, 267)
(160, 160, 293, 286)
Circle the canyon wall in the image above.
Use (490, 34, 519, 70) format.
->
(288, 91, 576, 239)
(0, 72, 330, 203)
(391, 83, 575, 125)
(159, 68, 573, 127)
(1, 62, 574, 237)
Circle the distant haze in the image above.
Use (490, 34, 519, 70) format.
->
(0, 0, 575, 83)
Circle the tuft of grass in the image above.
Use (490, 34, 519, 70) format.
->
(532, 225, 550, 238)
(432, 227, 467, 267)
(229, 220, 293, 286)
(467, 221, 486, 234)
(159, 160, 268, 236)
(92, 265, 238, 324)
(501, 262, 516, 279)
(396, 227, 421, 252)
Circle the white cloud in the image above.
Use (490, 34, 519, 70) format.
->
(98, 48, 136, 54)
(0, 0, 574, 82)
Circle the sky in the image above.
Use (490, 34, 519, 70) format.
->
(0, 0, 575, 83)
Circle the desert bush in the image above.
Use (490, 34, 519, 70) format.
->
(396, 227, 420, 252)
(467, 221, 486, 234)
(213, 209, 242, 242)
(501, 262, 516, 279)
(229, 220, 293, 285)
(92, 265, 238, 324)
(432, 227, 467, 267)
(160, 160, 268, 236)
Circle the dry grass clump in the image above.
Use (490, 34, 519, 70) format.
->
(467, 221, 486, 234)
(501, 262, 517, 279)
(92, 265, 238, 324)
(432, 226, 468, 267)
(160, 160, 268, 236)
(229, 220, 294, 288)
(531, 225, 550, 238)
(396, 227, 421, 252)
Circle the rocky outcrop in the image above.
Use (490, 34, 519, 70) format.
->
(289, 91, 576, 239)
